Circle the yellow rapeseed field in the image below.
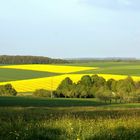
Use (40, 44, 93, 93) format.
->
(0, 64, 97, 73)
(0, 74, 89, 92)
(1, 74, 140, 92)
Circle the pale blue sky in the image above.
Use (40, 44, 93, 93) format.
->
(0, 0, 140, 58)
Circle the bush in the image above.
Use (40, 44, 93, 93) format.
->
(0, 84, 17, 96)
(33, 89, 52, 97)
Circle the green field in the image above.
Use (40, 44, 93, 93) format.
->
(0, 68, 59, 82)
(72, 67, 140, 76)
(66, 61, 140, 76)
(0, 96, 140, 108)
(0, 96, 140, 140)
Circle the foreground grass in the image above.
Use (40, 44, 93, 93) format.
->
(0, 97, 140, 140)
(0, 107, 140, 140)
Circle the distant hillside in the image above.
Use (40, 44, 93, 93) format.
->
(0, 55, 68, 64)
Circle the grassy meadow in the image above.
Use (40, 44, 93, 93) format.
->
(0, 96, 140, 140)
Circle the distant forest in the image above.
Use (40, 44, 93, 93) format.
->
(0, 55, 68, 64)
(67, 57, 139, 63)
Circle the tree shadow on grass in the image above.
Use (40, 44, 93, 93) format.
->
(0, 96, 109, 107)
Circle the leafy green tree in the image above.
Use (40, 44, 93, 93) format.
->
(107, 79, 117, 92)
(90, 75, 106, 96)
(79, 75, 92, 86)
(56, 77, 73, 97)
(117, 77, 135, 93)
(76, 75, 93, 98)
(95, 87, 113, 103)
(91, 75, 106, 87)
(68, 83, 79, 98)
(57, 77, 73, 90)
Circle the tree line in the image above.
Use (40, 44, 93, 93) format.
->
(0, 55, 68, 64)
(1, 74, 140, 103)
(51, 75, 140, 103)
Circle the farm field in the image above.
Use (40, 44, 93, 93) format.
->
(0, 68, 59, 82)
(1, 74, 140, 93)
(1, 61, 140, 92)
(0, 64, 96, 73)
(66, 61, 140, 76)
(64, 61, 140, 68)
(0, 96, 140, 140)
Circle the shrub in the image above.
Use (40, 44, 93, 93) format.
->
(0, 84, 17, 96)
(33, 89, 52, 97)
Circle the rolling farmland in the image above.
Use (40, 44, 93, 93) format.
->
(1, 62, 140, 92)
(0, 61, 140, 140)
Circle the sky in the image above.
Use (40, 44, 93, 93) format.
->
(0, 0, 140, 58)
